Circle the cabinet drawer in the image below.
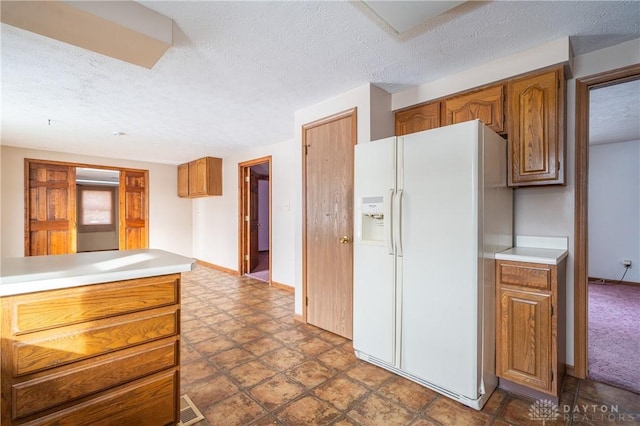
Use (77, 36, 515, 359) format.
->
(13, 306, 179, 376)
(497, 261, 552, 291)
(23, 370, 179, 426)
(12, 339, 178, 419)
(10, 275, 179, 334)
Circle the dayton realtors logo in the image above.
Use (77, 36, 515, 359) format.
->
(529, 399, 638, 423)
(528, 399, 560, 424)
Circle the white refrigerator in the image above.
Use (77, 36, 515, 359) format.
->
(353, 120, 513, 410)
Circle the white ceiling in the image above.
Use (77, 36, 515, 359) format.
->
(2, 1, 639, 165)
(589, 79, 640, 145)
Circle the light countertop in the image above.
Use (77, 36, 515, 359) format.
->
(495, 235, 568, 265)
(0, 249, 195, 297)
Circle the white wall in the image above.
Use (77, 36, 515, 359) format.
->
(588, 140, 640, 282)
(0, 145, 3, 259)
(0, 145, 193, 258)
(192, 138, 297, 288)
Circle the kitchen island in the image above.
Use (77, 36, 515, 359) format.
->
(0, 249, 194, 425)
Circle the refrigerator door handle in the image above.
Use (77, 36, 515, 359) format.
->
(387, 189, 395, 255)
(395, 189, 403, 257)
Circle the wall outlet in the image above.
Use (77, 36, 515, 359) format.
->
(622, 259, 632, 267)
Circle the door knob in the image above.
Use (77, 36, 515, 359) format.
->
(339, 235, 352, 244)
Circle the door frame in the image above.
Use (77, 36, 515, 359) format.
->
(301, 108, 357, 324)
(24, 158, 149, 255)
(573, 63, 640, 378)
(238, 156, 272, 279)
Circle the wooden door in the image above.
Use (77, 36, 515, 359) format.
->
(25, 161, 76, 256)
(119, 170, 149, 250)
(497, 288, 552, 392)
(249, 170, 260, 271)
(303, 109, 356, 339)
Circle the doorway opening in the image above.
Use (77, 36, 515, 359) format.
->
(238, 156, 271, 283)
(76, 167, 120, 253)
(574, 64, 640, 387)
(585, 78, 640, 393)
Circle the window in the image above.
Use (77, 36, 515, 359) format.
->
(77, 185, 116, 232)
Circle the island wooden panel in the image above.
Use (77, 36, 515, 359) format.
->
(13, 340, 177, 418)
(24, 371, 178, 426)
(0, 274, 181, 425)
(13, 275, 179, 333)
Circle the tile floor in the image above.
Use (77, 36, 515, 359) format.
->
(180, 265, 640, 425)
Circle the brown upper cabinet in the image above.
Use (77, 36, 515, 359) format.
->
(395, 102, 441, 136)
(177, 156, 223, 198)
(508, 68, 565, 186)
(393, 66, 566, 187)
(442, 84, 504, 134)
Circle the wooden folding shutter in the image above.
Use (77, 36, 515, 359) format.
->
(25, 161, 76, 256)
(119, 170, 149, 250)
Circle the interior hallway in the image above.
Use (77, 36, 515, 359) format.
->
(180, 265, 640, 425)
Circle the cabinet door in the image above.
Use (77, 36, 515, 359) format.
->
(508, 68, 564, 186)
(177, 163, 189, 198)
(188, 158, 209, 196)
(497, 288, 552, 392)
(442, 84, 504, 133)
(395, 102, 440, 136)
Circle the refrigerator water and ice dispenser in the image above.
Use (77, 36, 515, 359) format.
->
(360, 196, 384, 243)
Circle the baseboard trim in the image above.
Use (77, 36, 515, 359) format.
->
(588, 276, 639, 286)
(196, 259, 239, 276)
(271, 281, 294, 293)
(498, 378, 558, 405)
(293, 314, 304, 323)
(566, 365, 575, 378)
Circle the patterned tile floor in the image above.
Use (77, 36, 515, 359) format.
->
(180, 265, 640, 425)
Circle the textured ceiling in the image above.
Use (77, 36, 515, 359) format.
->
(589, 79, 640, 145)
(2, 1, 639, 164)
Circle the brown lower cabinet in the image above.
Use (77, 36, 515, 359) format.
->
(0, 274, 181, 425)
(496, 259, 566, 398)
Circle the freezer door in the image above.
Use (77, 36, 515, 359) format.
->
(353, 137, 397, 365)
(399, 121, 482, 399)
